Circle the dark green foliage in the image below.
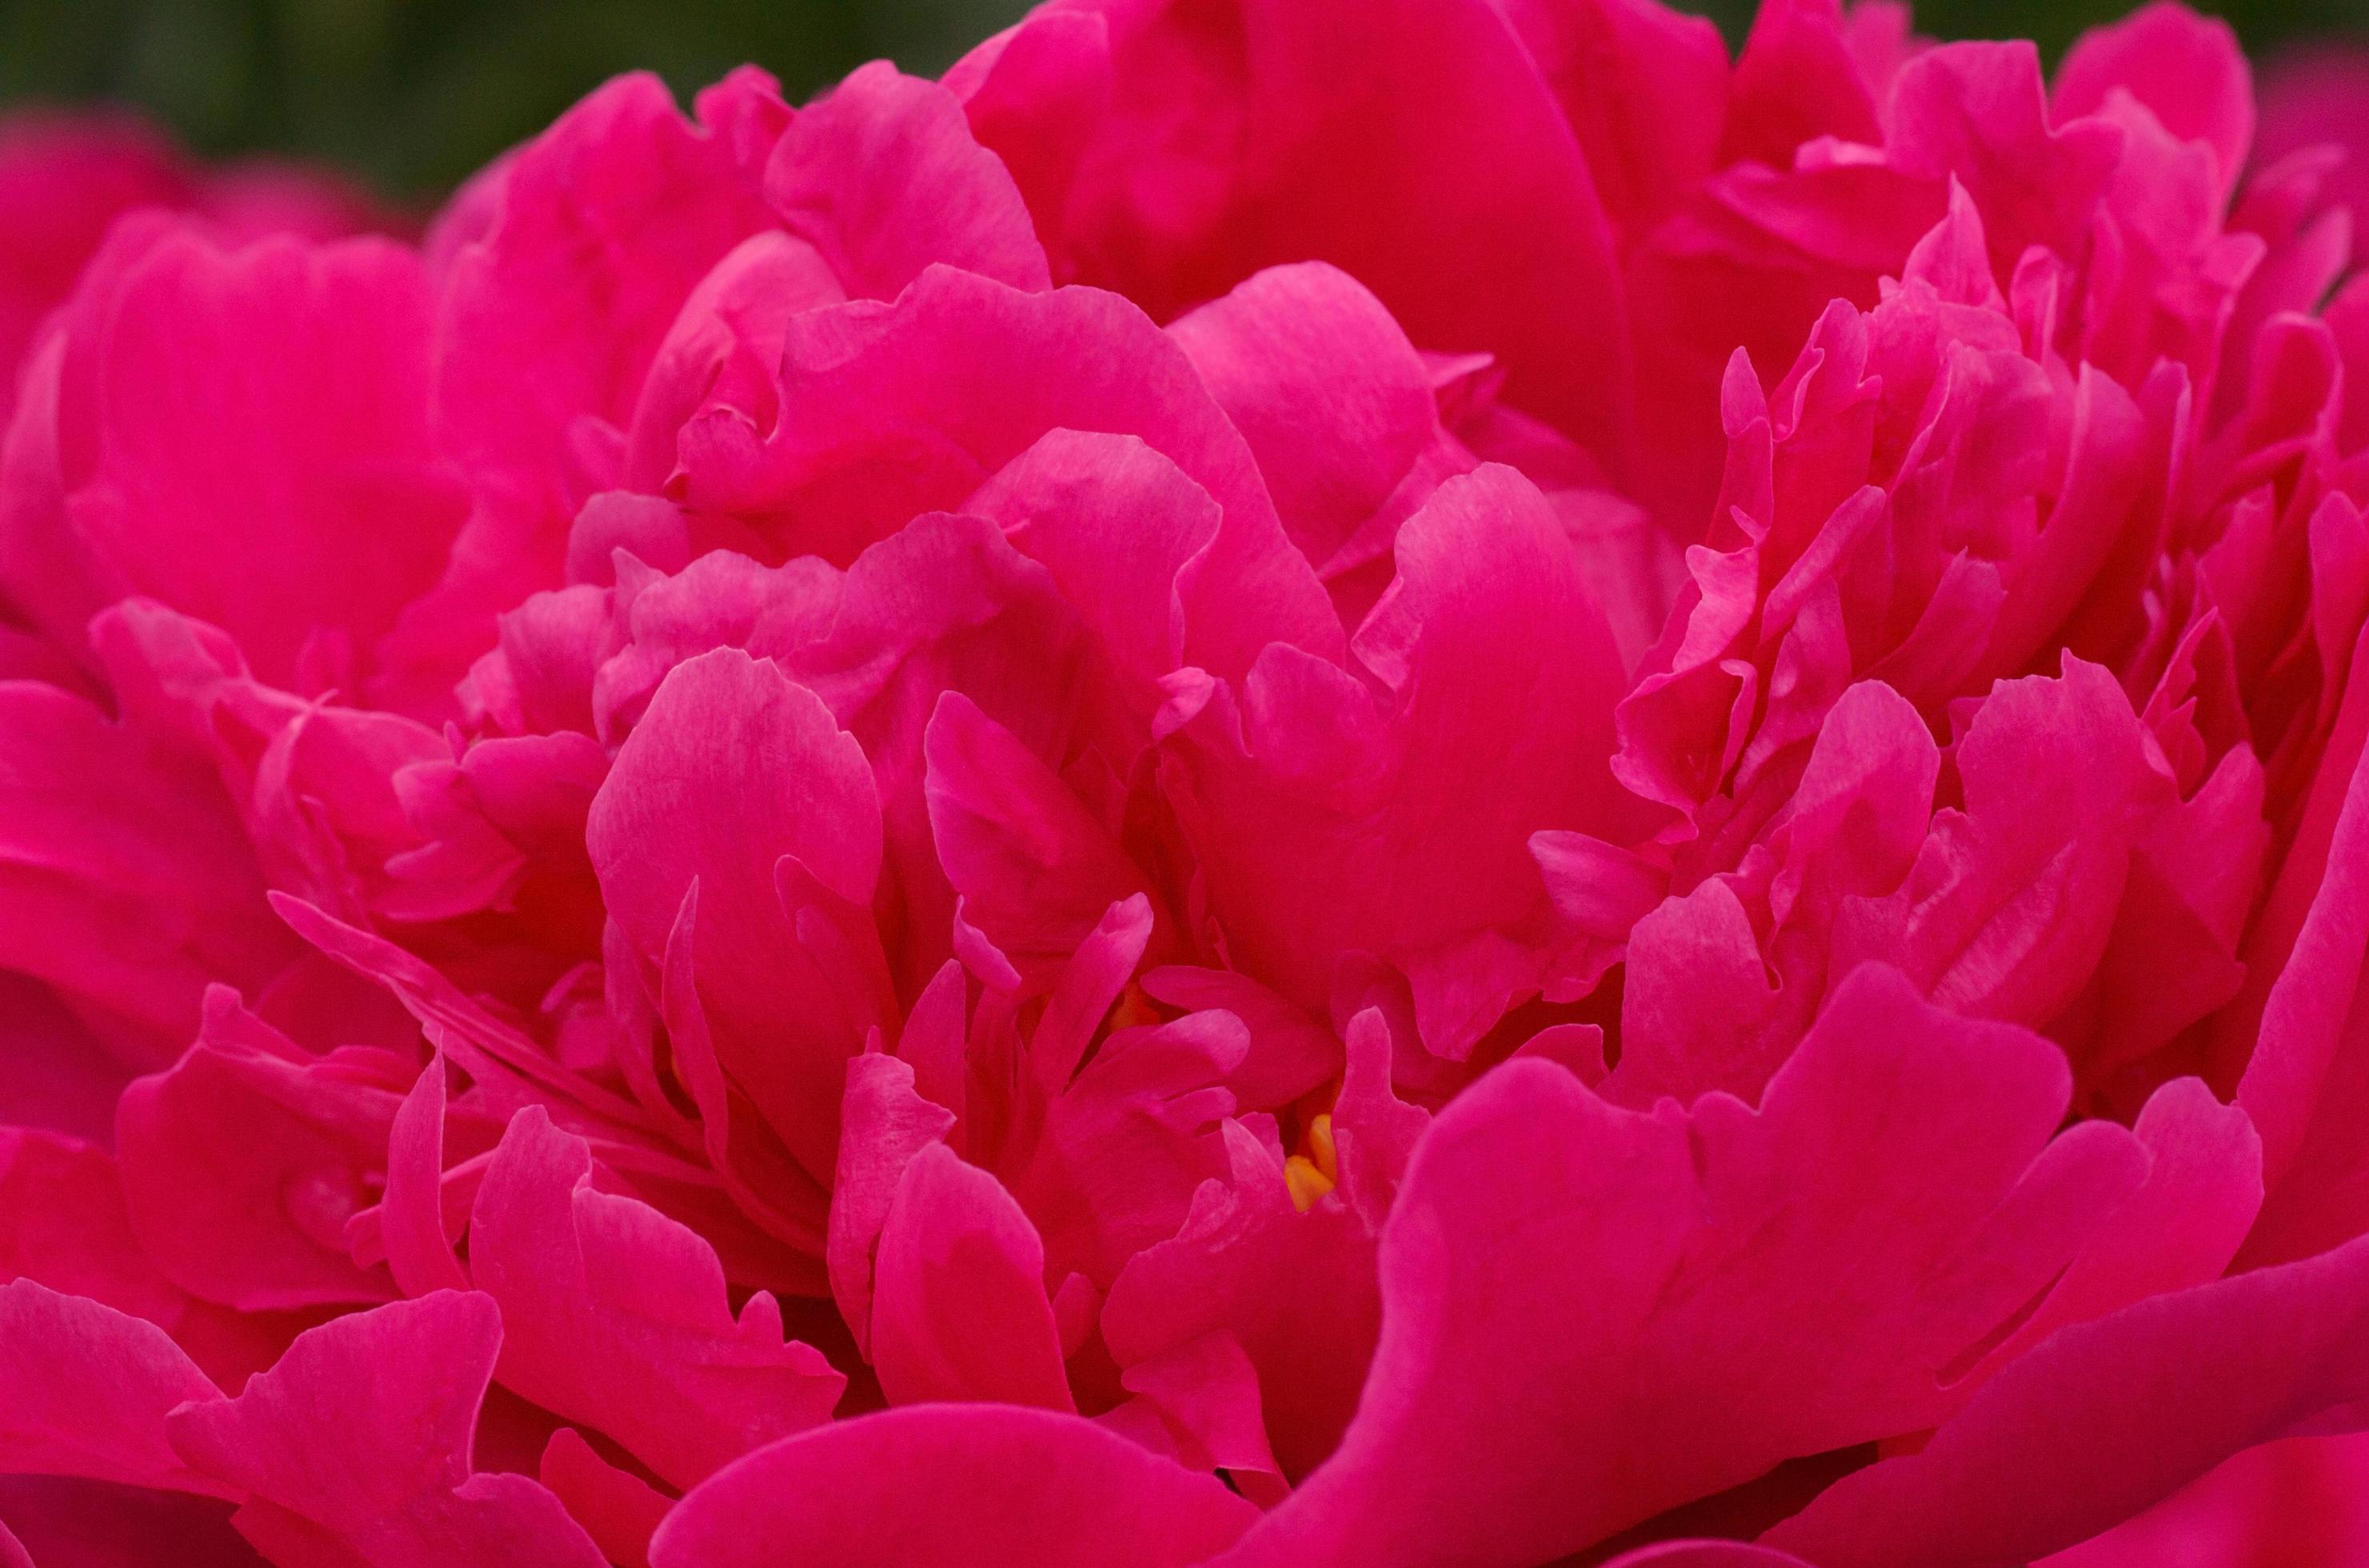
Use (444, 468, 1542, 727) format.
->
(0, 0, 2355, 199)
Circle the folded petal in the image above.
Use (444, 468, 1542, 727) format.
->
(166, 1290, 606, 1567)
(1764, 1229, 2369, 1566)
(870, 1142, 1073, 1410)
(766, 61, 1049, 299)
(538, 1428, 672, 1568)
(1102, 1120, 1380, 1482)
(0, 681, 291, 1055)
(1232, 966, 2152, 1566)
(2038, 1430, 2369, 1567)
(2, 226, 463, 698)
(468, 1106, 844, 1489)
(115, 995, 406, 1311)
(587, 646, 882, 1187)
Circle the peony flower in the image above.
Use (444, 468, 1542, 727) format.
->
(1, 2, 2368, 1564)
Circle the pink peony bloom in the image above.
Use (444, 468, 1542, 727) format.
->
(0, 110, 390, 433)
(2, 2, 2369, 1563)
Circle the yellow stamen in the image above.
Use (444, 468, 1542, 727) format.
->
(1284, 1154, 1337, 1212)
(1285, 1113, 1341, 1211)
(1305, 1112, 1338, 1186)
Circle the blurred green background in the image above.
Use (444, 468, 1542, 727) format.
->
(0, 0, 2359, 199)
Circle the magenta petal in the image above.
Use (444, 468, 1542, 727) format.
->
(766, 61, 1050, 299)
(1173, 462, 1627, 1058)
(0, 1127, 182, 1326)
(998, 0, 1633, 464)
(115, 1010, 404, 1311)
(924, 688, 1150, 986)
(1235, 966, 2152, 1566)
(828, 1051, 956, 1357)
(1011, 999, 1243, 1289)
(538, 1428, 672, 1568)
(2038, 1430, 2369, 1566)
(166, 1291, 606, 1566)
(1329, 1007, 1428, 1230)
(5, 226, 463, 696)
(0, 974, 131, 1142)
(1139, 968, 1343, 1113)
(646, 1404, 1259, 1568)
(375, 1052, 472, 1298)
(1114, 1330, 1284, 1498)
(587, 646, 881, 1188)
(1763, 1228, 2369, 1566)
(467, 1106, 844, 1488)
(2053, 2, 2254, 201)
(0, 681, 290, 1055)
(870, 1142, 1074, 1410)
(682, 265, 1281, 570)
(1166, 261, 1451, 570)
(1602, 1546, 1818, 1568)
(1102, 1121, 1380, 1482)
(433, 71, 777, 590)
(0, 1279, 226, 1495)
(2235, 714, 2369, 1265)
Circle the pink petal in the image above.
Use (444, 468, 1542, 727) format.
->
(3, 226, 462, 698)
(828, 1051, 956, 1358)
(1166, 262, 1455, 572)
(1007, 1003, 1244, 1290)
(432, 72, 778, 607)
(1328, 1008, 1428, 1230)
(678, 266, 1279, 568)
(1763, 1228, 2369, 1566)
(1171, 462, 1627, 1058)
(1491, 0, 1727, 238)
(2038, 1430, 2369, 1566)
(646, 1404, 1258, 1568)
(374, 1052, 472, 1298)
(1139, 968, 1343, 1114)
(0, 681, 290, 1057)
(975, 0, 1632, 467)
(587, 646, 881, 1190)
(1103, 1121, 1380, 1482)
(166, 1291, 606, 1566)
(115, 998, 405, 1311)
(972, 425, 1342, 697)
(766, 61, 1049, 299)
(871, 1142, 1074, 1410)
(2053, 2, 2253, 202)
(0, 1475, 261, 1568)
(1720, 0, 1883, 169)
(924, 689, 1152, 988)
(0, 1280, 225, 1495)
(0, 1128, 182, 1327)
(0, 973, 130, 1142)
(538, 1429, 672, 1568)
(467, 1106, 843, 1488)
(1232, 965, 2151, 1565)
(2234, 709, 2369, 1265)
(1603, 1546, 1818, 1568)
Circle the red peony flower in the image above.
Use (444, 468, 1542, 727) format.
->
(2, 2, 2368, 1563)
